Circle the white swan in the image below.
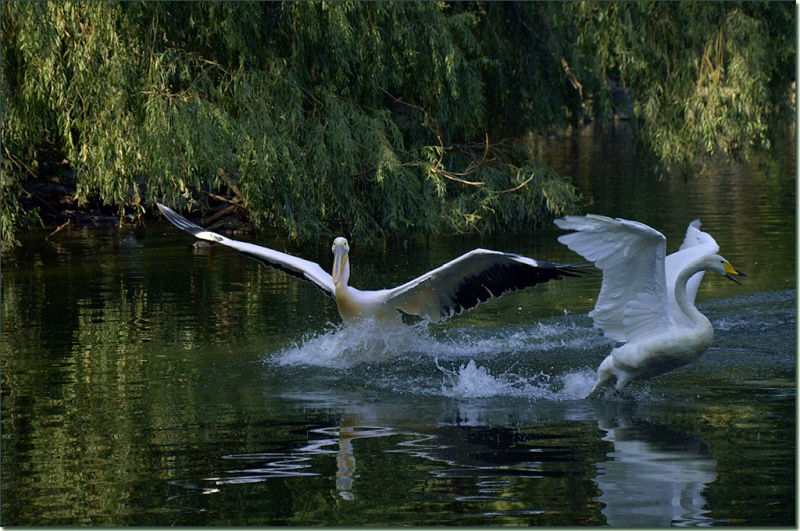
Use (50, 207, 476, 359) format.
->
(554, 214, 746, 396)
(158, 204, 587, 325)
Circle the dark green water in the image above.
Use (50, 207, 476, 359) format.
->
(2, 126, 795, 525)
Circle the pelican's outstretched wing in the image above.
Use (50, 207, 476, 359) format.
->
(157, 204, 335, 296)
(555, 214, 671, 343)
(382, 249, 587, 324)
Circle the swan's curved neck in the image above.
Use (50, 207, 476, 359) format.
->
(674, 259, 708, 326)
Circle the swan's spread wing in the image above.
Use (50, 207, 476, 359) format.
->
(382, 249, 585, 323)
(678, 219, 718, 252)
(158, 204, 335, 296)
(667, 219, 719, 306)
(555, 214, 671, 343)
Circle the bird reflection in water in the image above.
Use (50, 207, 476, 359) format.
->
(593, 402, 718, 526)
(211, 417, 394, 502)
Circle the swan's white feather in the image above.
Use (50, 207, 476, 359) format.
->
(555, 214, 670, 343)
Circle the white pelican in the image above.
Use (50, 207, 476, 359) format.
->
(554, 214, 746, 397)
(158, 204, 587, 325)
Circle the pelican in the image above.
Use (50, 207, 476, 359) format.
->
(554, 214, 746, 397)
(158, 203, 586, 325)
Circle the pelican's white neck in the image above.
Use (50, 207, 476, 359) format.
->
(334, 259, 350, 287)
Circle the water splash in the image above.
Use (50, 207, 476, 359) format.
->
(267, 317, 604, 401)
(271, 320, 434, 369)
(271, 317, 605, 367)
(435, 359, 596, 401)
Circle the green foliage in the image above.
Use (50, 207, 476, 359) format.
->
(2, 1, 582, 247)
(0, 162, 32, 249)
(419, 140, 578, 235)
(465, 2, 585, 133)
(566, 1, 795, 172)
(1, 1, 794, 247)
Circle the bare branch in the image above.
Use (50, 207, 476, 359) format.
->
(535, 1, 583, 100)
(495, 174, 535, 194)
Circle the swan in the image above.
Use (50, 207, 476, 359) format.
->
(554, 214, 746, 396)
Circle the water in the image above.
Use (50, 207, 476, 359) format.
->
(1, 125, 795, 525)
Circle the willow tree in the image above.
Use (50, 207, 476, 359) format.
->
(563, 1, 795, 172)
(1, 2, 581, 247)
(2, 2, 794, 248)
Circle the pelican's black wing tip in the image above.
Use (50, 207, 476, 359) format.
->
(554, 262, 598, 278)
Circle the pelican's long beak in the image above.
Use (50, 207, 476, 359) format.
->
(723, 261, 747, 285)
(332, 241, 349, 286)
